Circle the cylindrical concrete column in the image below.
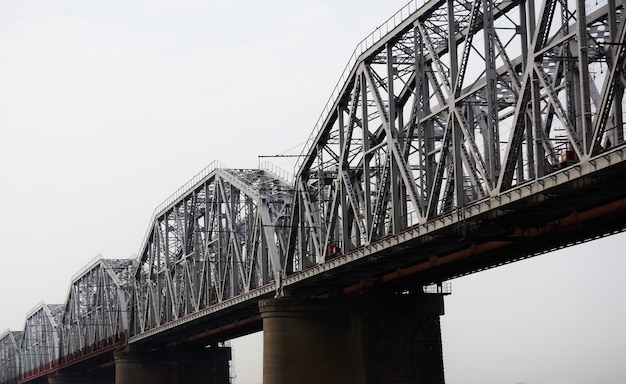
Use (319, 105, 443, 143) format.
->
(114, 346, 231, 384)
(48, 368, 114, 384)
(259, 293, 445, 384)
(259, 297, 362, 384)
(353, 293, 445, 384)
(114, 351, 177, 384)
(177, 346, 232, 384)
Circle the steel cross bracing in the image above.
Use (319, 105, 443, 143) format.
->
(20, 303, 62, 379)
(0, 331, 22, 384)
(3, 0, 626, 380)
(131, 168, 292, 336)
(286, 0, 626, 270)
(60, 258, 134, 363)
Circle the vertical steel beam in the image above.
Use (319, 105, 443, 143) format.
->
(482, 0, 501, 183)
(448, 0, 465, 206)
(576, 0, 593, 155)
(387, 43, 405, 233)
(360, 70, 372, 247)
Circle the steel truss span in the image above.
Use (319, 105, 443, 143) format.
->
(20, 303, 62, 380)
(0, 331, 22, 384)
(3, 0, 626, 381)
(61, 258, 134, 362)
(288, 0, 626, 269)
(132, 166, 292, 336)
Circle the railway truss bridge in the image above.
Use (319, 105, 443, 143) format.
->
(3, 0, 626, 382)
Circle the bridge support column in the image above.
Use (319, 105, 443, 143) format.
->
(259, 293, 445, 384)
(114, 345, 231, 384)
(48, 371, 114, 384)
(259, 297, 359, 384)
(353, 293, 445, 383)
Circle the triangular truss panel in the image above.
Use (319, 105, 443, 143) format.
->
(289, 0, 626, 267)
(0, 330, 22, 384)
(3, 0, 626, 374)
(60, 258, 134, 362)
(132, 164, 292, 334)
(20, 303, 63, 378)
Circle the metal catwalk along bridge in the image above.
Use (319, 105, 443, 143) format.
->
(3, 0, 626, 381)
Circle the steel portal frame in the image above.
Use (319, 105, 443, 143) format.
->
(286, 0, 626, 269)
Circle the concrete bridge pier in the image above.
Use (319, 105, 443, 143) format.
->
(48, 371, 113, 384)
(259, 293, 445, 384)
(114, 345, 231, 384)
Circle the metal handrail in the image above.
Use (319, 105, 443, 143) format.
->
(135, 161, 226, 264)
(260, 161, 294, 185)
(153, 160, 226, 215)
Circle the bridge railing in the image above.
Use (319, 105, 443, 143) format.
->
(153, 160, 226, 216)
(260, 161, 294, 186)
(295, 0, 427, 174)
(423, 282, 453, 295)
(135, 160, 227, 267)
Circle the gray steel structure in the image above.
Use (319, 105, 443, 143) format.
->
(288, 0, 626, 268)
(0, 331, 22, 384)
(60, 258, 134, 363)
(3, 0, 626, 381)
(131, 162, 293, 339)
(20, 303, 62, 378)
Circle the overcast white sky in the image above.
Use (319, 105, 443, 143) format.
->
(1, 1, 625, 383)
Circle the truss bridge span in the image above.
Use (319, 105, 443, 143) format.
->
(3, 0, 626, 382)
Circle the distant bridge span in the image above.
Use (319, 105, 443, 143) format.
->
(3, 0, 626, 382)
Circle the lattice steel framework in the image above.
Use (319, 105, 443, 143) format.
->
(0, 330, 22, 384)
(3, 0, 626, 375)
(60, 258, 134, 361)
(286, 0, 626, 269)
(132, 166, 292, 334)
(20, 303, 62, 377)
